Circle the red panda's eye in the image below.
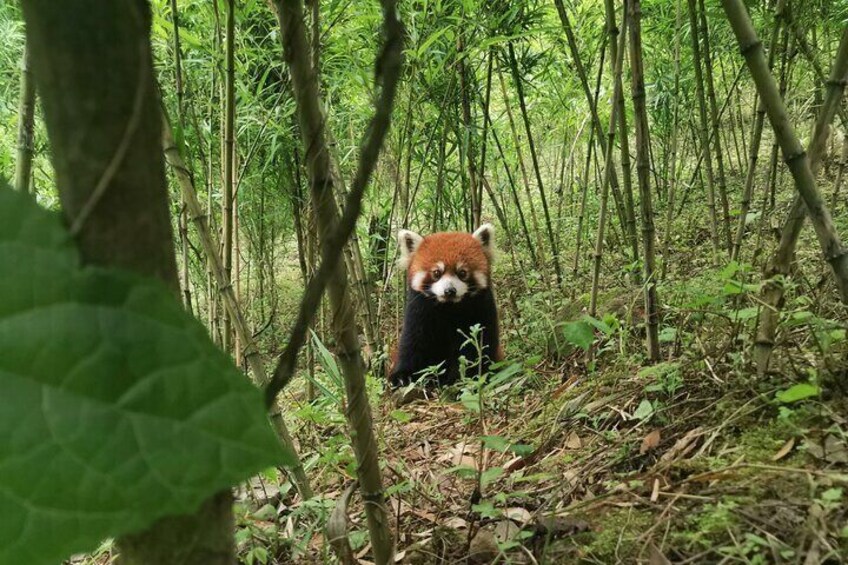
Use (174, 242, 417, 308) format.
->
(457, 269, 468, 280)
(432, 269, 442, 280)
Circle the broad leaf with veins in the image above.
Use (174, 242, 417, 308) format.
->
(0, 185, 290, 565)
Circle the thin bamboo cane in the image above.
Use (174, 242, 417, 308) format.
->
(590, 6, 628, 317)
(14, 43, 36, 194)
(627, 0, 661, 362)
(162, 112, 314, 500)
(688, 0, 722, 259)
(268, 0, 402, 561)
(731, 0, 787, 262)
(718, 6, 848, 373)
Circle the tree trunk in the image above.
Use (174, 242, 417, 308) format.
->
(21, 1, 235, 562)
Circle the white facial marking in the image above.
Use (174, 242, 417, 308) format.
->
(410, 270, 427, 292)
(430, 274, 468, 302)
(473, 271, 488, 289)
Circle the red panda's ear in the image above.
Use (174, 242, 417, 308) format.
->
(473, 223, 495, 259)
(397, 229, 423, 268)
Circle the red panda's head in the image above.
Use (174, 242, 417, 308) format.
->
(397, 224, 494, 303)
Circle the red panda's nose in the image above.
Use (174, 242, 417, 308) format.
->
(444, 286, 457, 298)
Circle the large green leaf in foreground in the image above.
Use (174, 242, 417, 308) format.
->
(0, 186, 289, 565)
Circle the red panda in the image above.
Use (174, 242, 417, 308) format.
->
(389, 224, 502, 388)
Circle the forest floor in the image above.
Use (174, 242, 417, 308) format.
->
(282, 266, 848, 564)
(75, 264, 848, 565)
(371, 356, 848, 564)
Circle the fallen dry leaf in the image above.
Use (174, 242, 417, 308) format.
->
(565, 432, 582, 449)
(493, 519, 521, 542)
(444, 516, 468, 530)
(641, 429, 662, 454)
(504, 507, 532, 524)
(658, 427, 704, 465)
(533, 515, 590, 537)
(771, 438, 795, 461)
(468, 529, 498, 563)
(648, 544, 672, 565)
(824, 435, 848, 463)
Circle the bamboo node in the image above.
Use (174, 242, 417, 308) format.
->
(739, 39, 762, 57)
(360, 490, 385, 504)
(782, 150, 806, 165)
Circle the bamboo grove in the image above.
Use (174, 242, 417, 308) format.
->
(2, 0, 848, 561)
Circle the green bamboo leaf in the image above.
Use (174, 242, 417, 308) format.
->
(0, 186, 288, 565)
(775, 383, 820, 404)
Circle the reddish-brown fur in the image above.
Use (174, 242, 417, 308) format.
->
(389, 231, 502, 379)
(407, 232, 490, 284)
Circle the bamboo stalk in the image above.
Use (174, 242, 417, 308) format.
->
(507, 42, 563, 285)
(457, 30, 481, 228)
(482, 102, 539, 266)
(168, 0, 194, 315)
(731, 0, 787, 262)
(832, 135, 848, 207)
(605, 0, 640, 280)
(162, 112, 314, 500)
(718, 7, 848, 373)
(553, 0, 629, 238)
(268, 0, 403, 561)
(699, 0, 732, 252)
(497, 61, 544, 258)
(661, 0, 682, 280)
(687, 0, 722, 259)
(627, 0, 661, 361)
(589, 5, 628, 317)
(14, 43, 36, 193)
(221, 0, 236, 353)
